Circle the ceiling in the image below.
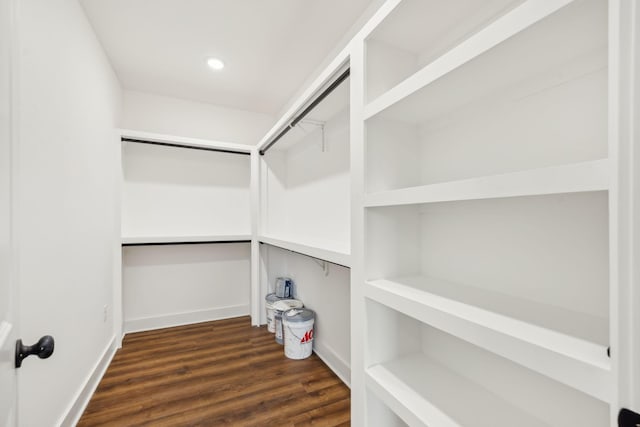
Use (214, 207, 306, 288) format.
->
(80, 0, 376, 115)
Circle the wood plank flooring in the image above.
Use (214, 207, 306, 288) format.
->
(78, 316, 350, 426)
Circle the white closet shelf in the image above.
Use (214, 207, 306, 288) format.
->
(363, 0, 590, 121)
(364, 159, 608, 207)
(122, 234, 252, 245)
(259, 235, 351, 267)
(365, 277, 611, 402)
(120, 129, 254, 153)
(366, 354, 546, 427)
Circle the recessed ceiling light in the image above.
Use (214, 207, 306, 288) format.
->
(207, 57, 225, 71)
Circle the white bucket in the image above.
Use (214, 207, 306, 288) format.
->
(265, 293, 282, 333)
(274, 311, 284, 345)
(283, 308, 315, 360)
(273, 299, 304, 345)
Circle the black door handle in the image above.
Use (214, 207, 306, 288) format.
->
(15, 335, 54, 368)
(619, 408, 640, 426)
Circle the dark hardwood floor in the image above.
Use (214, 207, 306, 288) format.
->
(78, 316, 350, 426)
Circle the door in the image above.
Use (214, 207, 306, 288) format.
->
(0, 0, 17, 425)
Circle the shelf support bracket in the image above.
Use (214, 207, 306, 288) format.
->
(312, 258, 330, 276)
(297, 119, 326, 152)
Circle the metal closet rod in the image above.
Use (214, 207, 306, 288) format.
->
(121, 137, 251, 156)
(259, 67, 350, 156)
(123, 240, 251, 247)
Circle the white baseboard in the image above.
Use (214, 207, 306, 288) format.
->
(59, 335, 118, 427)
(313, 341, 351, 388)
(124, 304, 250, 334)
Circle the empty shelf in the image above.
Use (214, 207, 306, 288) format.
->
(259, 235, 351, 267)
(364, 0, 589, 121)
(364, 159, 608, 207)
(365, 276, 611, 401)
(366, 354, 546, 427)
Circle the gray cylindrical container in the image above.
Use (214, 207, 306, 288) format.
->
(273, 299, 304, 345)
(274, 311, 284, 344)
(275, 277, 294, 298)
(264, 293, 283, 333)
(283, 308, 315, 359)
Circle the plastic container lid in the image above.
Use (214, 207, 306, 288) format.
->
(283, 308, 315, 323)
(265, 293, 281, 303)
(272, 299, 303, 312)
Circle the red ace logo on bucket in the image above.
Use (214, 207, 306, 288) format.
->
(300, 329, 313, 343)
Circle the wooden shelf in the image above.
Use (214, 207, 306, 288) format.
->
(122, 235, 252, 246)
(364, 159, 608, 207)
(364, 0, 585, 121)
(365, 276, 611, 402)
(259, 235, 351, 267)
(366, 354, 546, 427)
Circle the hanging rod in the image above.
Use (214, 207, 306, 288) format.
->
(259, 67, 350, 156)
(122, 137, 251, 156)
(123, 240, 251, 247)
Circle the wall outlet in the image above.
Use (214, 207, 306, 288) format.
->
(103, 304, 109, 322)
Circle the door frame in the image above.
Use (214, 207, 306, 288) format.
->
(0, 0, 19, 425)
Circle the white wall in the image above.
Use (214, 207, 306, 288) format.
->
(263, 107, 351, 253)
(123, 243, 251, 332)
(17, 0, 122, 425)
(121, 142, 251, 238)
(122, 90, 275, 145)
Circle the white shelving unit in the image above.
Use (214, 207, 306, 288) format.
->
(365, 276, 610, 401)
(121, 133, 252, 238)
(119, 131, 255, 333)
(364, 302, 610, 427)
(347, 0, 635, 425)
(366, 356, 546, 427)
(364, 0, 525, 103)
(365, 0, 607, 195)
(258, 73, 351, 259)
(255, 62, 353, 385)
